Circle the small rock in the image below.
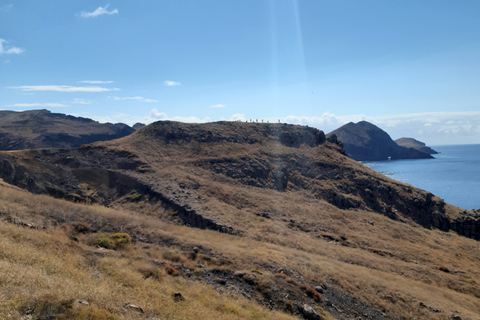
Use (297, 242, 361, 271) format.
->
(243, 273, 257, 285)
(124, 303, 144, 313)
(451, 314, 462, 320)
(77, 300, 89, 306)
(301, 304, 321, 320)
(172, 292, 185, 302)
(314, 286, 324, 293)
(419, 301, 427, 308)
(234, 270, 247, 277)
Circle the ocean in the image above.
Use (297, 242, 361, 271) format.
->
(362, 144, 480, 210)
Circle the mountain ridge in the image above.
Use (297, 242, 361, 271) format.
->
(0, 109, 135, 150)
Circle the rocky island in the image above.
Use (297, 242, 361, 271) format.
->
(328, 121, 434, 161)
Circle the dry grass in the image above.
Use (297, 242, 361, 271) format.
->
(0, 221, 295, 320)
(1, 180, 479, 319)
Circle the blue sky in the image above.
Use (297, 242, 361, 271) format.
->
(1, 1, 480, 145)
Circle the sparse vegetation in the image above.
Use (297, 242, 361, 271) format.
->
(18, 295, 121, 320)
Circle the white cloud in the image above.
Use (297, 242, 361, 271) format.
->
(79, 4, 118, 18)
(150, 109, 210, 123)
(164, 80, 181, 87)
(11, 85, 119, 92)
(211, 104, 225, 108)
(72, 98, 92, 105)
(230, 113, 246, 121)
(7, 103, 69, 108)
(0, 38, 24, 55)
(80, 80, 114, 84)
(112, 96, 157, 103)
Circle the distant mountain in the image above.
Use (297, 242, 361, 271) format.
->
(0, 109, 135, 150)
(132, 122, 146, 131)
(328, 121, 434, 161)
(395, 137, 438, 154)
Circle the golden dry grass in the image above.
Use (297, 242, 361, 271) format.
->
(1, 179, 479, 319)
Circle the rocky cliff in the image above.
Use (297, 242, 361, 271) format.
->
(395, 137, 438, 154)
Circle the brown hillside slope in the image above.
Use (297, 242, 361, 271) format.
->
(0, 109, 134, 150)
(0, 121, 479, 319)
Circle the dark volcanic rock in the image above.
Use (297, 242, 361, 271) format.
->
(328, 121, 433, 161)
(0, 109, 135, 150)
(395, 137, 438, 154)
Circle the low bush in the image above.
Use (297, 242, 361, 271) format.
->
(73, 222, 92, 233)
(299, 284, 323, 302)
(274, 272, 296, 284)
(97, 236, 116, 250)
(111, 233, 132, 248)
(164, 265, 180, 276)
(438, 266, 450, 273)
(94, 232, 132, 250)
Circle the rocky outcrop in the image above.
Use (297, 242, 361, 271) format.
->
(328, 121, 433, 161)
(395, 137, 438, 154)
(139, 121, 328, 148)
(0, 109, 135, 150)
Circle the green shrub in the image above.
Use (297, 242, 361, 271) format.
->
(95, 233, 131, 250)
(111, 233, 132, 248)
(96, 236, 116, 250)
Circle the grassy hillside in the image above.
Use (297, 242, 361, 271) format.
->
(0, 121, 479, 319)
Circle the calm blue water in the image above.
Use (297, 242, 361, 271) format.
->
(362, 144, 480, 210)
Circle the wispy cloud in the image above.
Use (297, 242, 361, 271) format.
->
(11, 85, 119, 92)
(112, 96, 157, 103)
(0, 38, 24, 55)
(164, 80, 181, 87)
(7, 103, 69, 108)
(79, 4, 118, 18)
(72, 98, 92, 105)
(211, 104, 225, 108)
(80, 80, 114, 84)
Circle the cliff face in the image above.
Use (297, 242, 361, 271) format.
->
(0, 109, 135, 150)
(395, 137, 438, 154)
(328, 121, 434, 161)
